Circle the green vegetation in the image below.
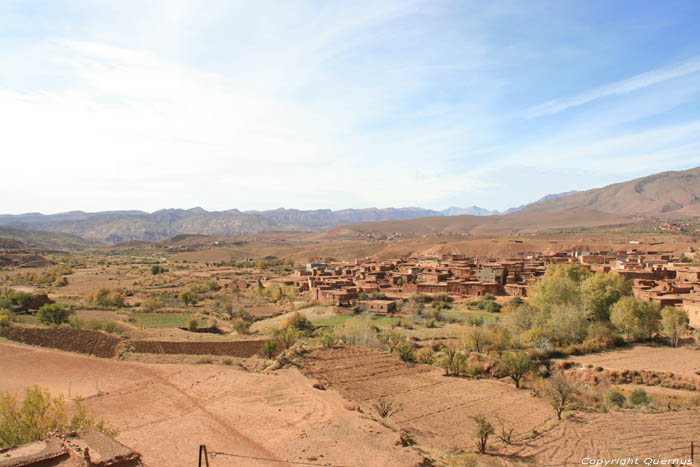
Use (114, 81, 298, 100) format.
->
(471, 414, 494, 454)
(0, 386, 116, 449)
(661, 307, 689, 347)
(132, 312, 193, 328)
(36, 304, 71, 326)
(499, 352, 532, 388)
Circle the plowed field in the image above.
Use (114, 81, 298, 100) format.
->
(302, 347, 554, 451)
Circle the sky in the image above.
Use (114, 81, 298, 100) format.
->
(1, 0, 700, 215)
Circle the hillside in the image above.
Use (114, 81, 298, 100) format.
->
(0, 226, 102, 251)
(520, 167, 700, 216)
(327, 209, 642, 237)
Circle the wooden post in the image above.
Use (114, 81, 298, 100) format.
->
(691, 441, 694, 464)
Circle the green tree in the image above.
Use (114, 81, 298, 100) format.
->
(529, 263, 591, 313)
(36, 304, 71, 327)
(548, 303, 589, 345)
(629, 388, 651, 406)
(499, 352, 532, 388)
(179, 290, 197, 307)
(581, 272, 632, 321)
(610, 297, 661, 340)
(661, 307, 689, 347)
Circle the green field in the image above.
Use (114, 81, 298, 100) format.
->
(132, 312, 193, 328)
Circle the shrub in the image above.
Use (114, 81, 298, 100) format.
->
(320, 333, 334, 349)
(416, 347, 434, 364)
(273, 327, 298, 350)
(101, 321, 123, 335)
(471, 414, 494, 454)
(67, 317, 84, 329)
(233, 318, 250, 334)
(196, 356, 214, 364)
(36, 304, 71, 326)
(221, 358, 233, 366)
(87, 321, 104, 331)
(605, 389, 626, 408)
(372, 397, 403, 419)
(281, 312, 314, 334)
(0, 314, 9, 328)
(141, 297, 162, 312)
(260, 339, 278, 359)
(86, 288, 126, 308)
(629, 389, 651, 406)
(0, 386, 116, 449)
(394, 341, 416, 363)
(187, 317, 199, 331)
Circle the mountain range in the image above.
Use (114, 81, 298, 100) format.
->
(1, 167, 699, 246)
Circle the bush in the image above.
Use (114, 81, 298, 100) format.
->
(87, 321, 104, 331)
(196, 356, 214, 364)
(101, 321, 123, 335)
(260, 339, 278, 359)
(36, 304, 71, 326)
(179, 290, 198, 307)
(187, 317, 199, 331)
(68, 317, 84, 329)
(141, 297, 162, 312)
(471, 414, 494, 454)
(320, 333, 334, 349)
(86, 288, 126, 308)
(233, 318, 250, 334)
(372, 397, 403, 418)
(0, 386, 116, 449)
(394, 341, 416, 363)
(281, 312, 314, 334)
(605, 389, 626, 408)
(629, 389, 651, 406)
(221, 358, 233, 366)
(416, 347, 434, 364)
(0, 314, 9, 328)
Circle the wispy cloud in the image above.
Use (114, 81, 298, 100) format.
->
(525, 56, 700, 118)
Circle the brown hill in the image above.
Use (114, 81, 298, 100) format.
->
(520, 167, 700, 216)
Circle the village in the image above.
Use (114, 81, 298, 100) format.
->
(262, 246, 700, 329)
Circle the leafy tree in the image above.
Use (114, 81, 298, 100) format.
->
(394, 340, 416, 362)
(529, 263, 591, 313)
(273, 326, 298, 350)
(440, 346, 466, 376)
(464, 325, 490, 353)
(179, 290, 197, 307)
(0, 309, 10, 328)
(499, 352, 532, 388)
(280, 312, 313, 334)
(471, 414, 494, 454)
(661, 307, 689, 347)
(581, 272, 632, 321)
(12, 292, 36, 312)
(36, 304, 71, 326)
(548, 303, 590, 345)
(610, 297, 661, 340)
(545, 372, 578, 420)
(150, 265, 163, 275)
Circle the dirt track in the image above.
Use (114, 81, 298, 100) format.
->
(0, 341, 422, 467)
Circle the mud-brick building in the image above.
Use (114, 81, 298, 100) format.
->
(359, 300, 397, 314)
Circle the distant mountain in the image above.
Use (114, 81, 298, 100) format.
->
(0, 226, 101, 251)
(0, 207, 442, 244)
(441, 206, 498, 216)
(502, 191, 580, 214)
(519, 167, 700, 216)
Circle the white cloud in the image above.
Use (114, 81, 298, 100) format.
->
(526, 56, 700, 118)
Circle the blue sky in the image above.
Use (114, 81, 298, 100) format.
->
(1, 0, 700, 214)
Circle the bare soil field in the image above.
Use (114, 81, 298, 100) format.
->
(1, 327, 121, 358)
(501, 411, 700, 465)
(131, 339, 272, 357)
(0, 342, 423, 467)
(564, 344, 700, 378)
(302, 347, 554, 452)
